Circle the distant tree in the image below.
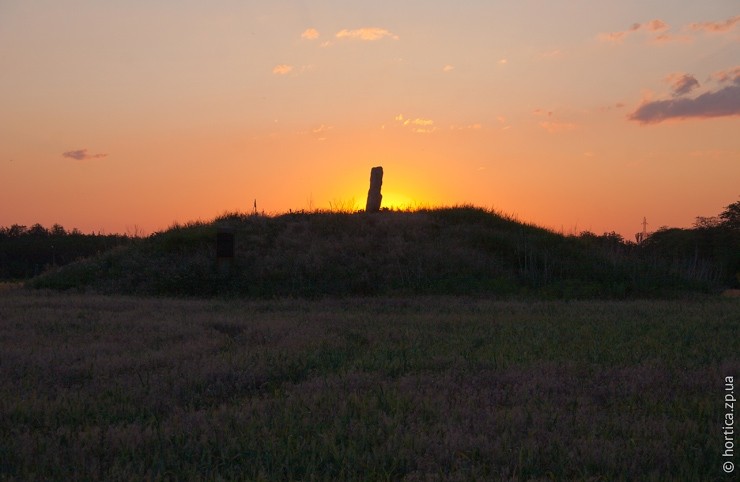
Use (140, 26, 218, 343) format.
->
(28, 224, 49, 237)
(600, 231, 624, 244)
(51, 224, 66, 236)
(693, 216, 720, 229)
(7, 224, 27, 237)
(578, 231, 625, 244)
(719, 200, 740, 231)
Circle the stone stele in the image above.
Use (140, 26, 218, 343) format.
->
(365, 166, 383, 212)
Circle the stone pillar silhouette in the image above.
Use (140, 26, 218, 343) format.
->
(365, 166, 383, 212)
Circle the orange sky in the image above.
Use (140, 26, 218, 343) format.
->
(1, 1, 738, 239)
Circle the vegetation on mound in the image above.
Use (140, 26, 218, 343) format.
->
(26, 205, 735, 298)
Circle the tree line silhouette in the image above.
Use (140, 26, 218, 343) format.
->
(640, 200, 739, 288)
(0, 224, 134, 279)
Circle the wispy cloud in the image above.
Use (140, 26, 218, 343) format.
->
(336, 28, 399, 41)
(666, 73, 700, 96)
(62, 149, 107, 161)
(643, 19, 669, 32)
(598, 19, 678, 44)
(301, 28, 319, 40)
(539, 49, 563, 59)
(709, 66, 740, 83)
(394, 114, 435, 133)
(312, 124, 332, 134)
(539, 121, 577, 133)
(628, 75, 740, 124)
(688, 15, 740, 33)
(450, 123, 483, 131)
(598, 20, 663, 44)
(309, 124, 332, 141)
(532, 109, 576, 133)
(598, 30, 631, 44)
(651, 32, 693, 44)
(600, 15, 738, 45)
(272, 64, 293, 75)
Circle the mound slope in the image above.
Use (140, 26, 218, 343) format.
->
(31, 207, 689, 298)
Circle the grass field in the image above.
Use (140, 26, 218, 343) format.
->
(1, 288, 738, 480)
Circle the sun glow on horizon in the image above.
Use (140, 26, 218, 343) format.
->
(377, 191, 419, 211)
(1, 2, 738, 238)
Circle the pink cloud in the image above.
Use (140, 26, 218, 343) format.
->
(301, 28, 319, 40)
(651, 32, 693, 44)
(689, 15, 740, 33)
(539, 121, 576, 133)
(598, 19, 669, 44)
(598, 31, 629, 44)
(644, 19, 669, 32)
(272, 64, 293, 75)
(710, 66, 740, 83)
(601, 15, 738, 46)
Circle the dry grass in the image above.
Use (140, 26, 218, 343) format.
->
(0, 282, 22, 292)
(1, 289, 738, 480)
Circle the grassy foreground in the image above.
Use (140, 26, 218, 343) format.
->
(1, 289, 738, 481)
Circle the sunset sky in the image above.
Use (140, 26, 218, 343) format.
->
(1, 1, 738, 238)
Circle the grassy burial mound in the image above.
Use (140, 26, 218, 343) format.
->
(30, 206, 703, 298)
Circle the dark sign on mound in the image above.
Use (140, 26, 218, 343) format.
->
(216, 227, 235, 259)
